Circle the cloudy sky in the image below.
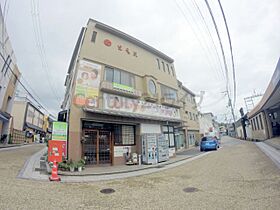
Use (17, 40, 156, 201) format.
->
(3, 0, 280, 121)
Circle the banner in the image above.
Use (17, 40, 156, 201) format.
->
(73, 60, 101, 108)
(52, 122, 68, 158)
(103, 93, 180, 120)
(52, 122, 67, 141)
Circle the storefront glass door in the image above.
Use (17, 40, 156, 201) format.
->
(83, 129, 112, 165)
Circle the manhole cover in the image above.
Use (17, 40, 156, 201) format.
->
(183, 187, 199, 193)
(100, 188, 115, 194)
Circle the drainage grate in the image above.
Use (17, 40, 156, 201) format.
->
(183, 187, 199, 193)
(100, 188, 115, 194)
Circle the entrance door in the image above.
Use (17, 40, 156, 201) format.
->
(83, 129, 112, 165)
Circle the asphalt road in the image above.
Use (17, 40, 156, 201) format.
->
(0, 137, 279, 210)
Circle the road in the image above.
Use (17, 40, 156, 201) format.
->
(0, 137, 279, 210)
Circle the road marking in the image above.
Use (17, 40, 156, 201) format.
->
(255, 142, 280, 169)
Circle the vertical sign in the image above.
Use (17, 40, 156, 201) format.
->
(73, 59, 101, 108)
(52, 122, 68, 158)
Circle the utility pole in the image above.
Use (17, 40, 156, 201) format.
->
(222, 90, 236, 134)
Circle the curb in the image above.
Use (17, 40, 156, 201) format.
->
(58, 154, 198, 177)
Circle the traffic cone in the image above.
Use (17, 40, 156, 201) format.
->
(49, 160, 61, 181)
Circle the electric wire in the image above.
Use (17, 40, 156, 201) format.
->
(30, 0, 61, 104)
(189, 0, 226, 82)
(0, 52, 56, 117)
(203, 0, 230, 95)
(174, 0, 223, 82)
(180, 0, 225, 82)
(217, 0, 237, 108)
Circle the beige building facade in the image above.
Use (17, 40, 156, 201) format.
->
(0, 6, 21, 143)
(11, 97, 45, 143)
(248, 58, 280, 140)
(61, 19, 182, 165)
(177, 81, 200, 149)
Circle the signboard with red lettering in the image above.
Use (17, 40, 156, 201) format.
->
(48, 140, 63, 163)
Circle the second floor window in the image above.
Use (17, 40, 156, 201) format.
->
(105, 66, 135, 88)
(161, 84, 177, 100)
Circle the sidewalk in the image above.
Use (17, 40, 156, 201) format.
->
(264, 137, 280, 150)
(59, 147, 200, 176)
(0, 143, 33, 150)
(18, 146, 212, 182)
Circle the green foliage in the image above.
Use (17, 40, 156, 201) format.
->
(57, 159, 85, 171)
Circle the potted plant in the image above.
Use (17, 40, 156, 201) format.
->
(77, 159, 85, 172)
(68, 160, 75, 172)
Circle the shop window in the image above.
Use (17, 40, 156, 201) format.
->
(105, 67, 113, 82)
(114, 125, 135, 146)
(162, 125, 175, 147)
(105, 66, 135, 88)
(161, 84, 177, 100)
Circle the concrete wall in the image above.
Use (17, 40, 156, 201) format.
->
(11, 101, 27, 131)
(249, 112, 268, 140)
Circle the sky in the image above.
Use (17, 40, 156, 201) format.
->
(2, 0, 280, 122)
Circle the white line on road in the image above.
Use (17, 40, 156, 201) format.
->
(255, 142, 280, 169)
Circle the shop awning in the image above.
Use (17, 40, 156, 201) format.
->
(25, 122, 45, 133)
(248, 58, 280, 118)
(83, 107, 182, 123)
(0, 111, 11, 122)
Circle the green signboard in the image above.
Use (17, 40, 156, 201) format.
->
(52, 122, 68, 141)
(113, 83, 134, 92)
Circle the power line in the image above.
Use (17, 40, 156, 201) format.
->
(30, 0, 61, 104)
(0, 52, 56, 117)
(189, 0, 226, 83)
(181, 0, 225, 82)
(203, 0, 236, 131)
(217, 0, 236, 108)
(203, 0, 230, 94)
(174, 0, 224, 82)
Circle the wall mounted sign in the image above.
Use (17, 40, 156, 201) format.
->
(112, 82, 134, 92)
(73, 60, 101, 108)
(103, 39, 138, 58)
(104, 39, 112, 47)
(103, 93, 180, 120)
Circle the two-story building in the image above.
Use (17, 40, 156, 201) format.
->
(60, 19, 182, 165)
(0, 7, 21, 143)
(11, 96, 45, 143)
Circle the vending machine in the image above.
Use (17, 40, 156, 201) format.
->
(141, 134, 158, 165)
(157, 134, 169, 162)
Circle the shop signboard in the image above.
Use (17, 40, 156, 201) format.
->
(52, 122, 68, 158)
(103, 93, 180, 120)
(48, 140, 63, 163)
(113, 83, 134, 92)
(73, 60, 101, 108)
(52, 122, 67, 141)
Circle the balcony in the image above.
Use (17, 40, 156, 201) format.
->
(100, 81, 142, 98)
(143, 92, 158, 102)
(161, 97, 181, 108)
